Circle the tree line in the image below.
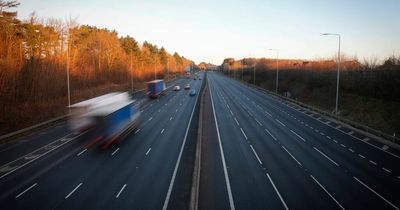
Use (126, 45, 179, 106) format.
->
(221, 56, 400, 136)
(0, 1, 193, 134)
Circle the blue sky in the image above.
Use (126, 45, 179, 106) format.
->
(17, 0, 400, 64)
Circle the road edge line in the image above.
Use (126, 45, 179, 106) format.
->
(162, 73, 203, 210)
(189, 73, 207, 210)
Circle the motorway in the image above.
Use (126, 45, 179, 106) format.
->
(0, 73, 204, 210)
(0, 70, 399, 210)
(202, 71, 400, 210)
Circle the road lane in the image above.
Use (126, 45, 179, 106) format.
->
(207, 74, 287, 210)
(210, 72, 400, 209)
(209, 73, 344, 210)
(0, 75, 203, 210)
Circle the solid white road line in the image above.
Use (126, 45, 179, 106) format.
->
(77, 149, 87, 156)
(282, 146, 302, 166)
(276, 119, 286, 127)
(134, 129, 141, 134)
(146, 148, 152, 156)
(310, 175, 345, 210)
(116, 184, 127, 198)
(162, 81, 203, 210)
(313, 147, 339, 166)
(267, 173, 289, 210)
(111, 148, 120, 156)
(240, 128, 248, 140)
(265, 128, 277, 141)
(207, 85, 235, 210)
(354, 176, 399, 210)
(15, 183, 37, 198)
(234, 117, 240, 126)
(65, 183, 82, 199)
(250, 145, 262, 165)
(290, 130, 306, 142)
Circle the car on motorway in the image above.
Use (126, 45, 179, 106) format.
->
(173, 85, 181, 91)
(189, 89, 196, 96)
(184, 84, 190, 89)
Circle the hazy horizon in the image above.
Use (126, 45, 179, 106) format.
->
(16, 0, 400, 64)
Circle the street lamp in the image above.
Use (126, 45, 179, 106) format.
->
(241, 59, 243, 81)
(167, 58, 169, 81)
(268, 49, 279, 93)
(322, 33, 341, 115)
(66, 28, 71, 112)
(154, 56, 157, 80)
(248, 54, 256, 85)
(252, 55, 256, 85)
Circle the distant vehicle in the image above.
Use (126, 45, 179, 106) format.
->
(68, 92, 141, 148)
(189, 89, 196, 96)
(186, 72, 191, 78)
(184, 84, 190, 89)
(147, 80, 166, 98)
(173, 85, 181, 91)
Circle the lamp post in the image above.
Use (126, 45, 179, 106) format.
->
(154, 56, 157, 80)
(66, 28, 71, 112)
(241, 59, 243, 81)
(322, 33, 341, 115)
(268, 49, 279, 93)
(248, 54, 256, 85)
(167, 58, 169, 81)
(252, 55, 256, 85)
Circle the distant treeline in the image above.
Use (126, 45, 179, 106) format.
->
(221, 56, 400, 136)
(0, 1, 193, 134)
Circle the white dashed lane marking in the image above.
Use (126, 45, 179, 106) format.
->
(240, 128, 248, 140)
(15, 183, 37, 198)
(275, 119, 286, 127)
(314, 147, 339, 166)
(65, 183, 83, 199)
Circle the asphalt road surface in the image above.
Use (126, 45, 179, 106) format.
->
(0, 73, 204, 210)
(203, 71, 399, 210)
(0, 71, 399, 210)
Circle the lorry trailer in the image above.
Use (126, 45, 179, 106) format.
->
(147, 79, 166, 99)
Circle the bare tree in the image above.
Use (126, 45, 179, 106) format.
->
(0, 0, 19, 13)
(362, 56, 379, 70)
